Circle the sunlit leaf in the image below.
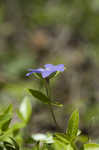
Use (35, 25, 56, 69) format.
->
(77, 129, 81, 136)
(66, 109, 79, 141)
(19, 96, 32, 123)
(54, 133, 70, 145)
(0, 105, 13, 122)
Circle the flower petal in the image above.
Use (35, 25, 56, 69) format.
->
(41, 70, 56, 78)
(26, 72, 34, 76)
(44, 64, 54, 69)
(28, 68, 44, 72)
(26, 68, 44, 76)
(45, 64, 64, 72)
(26, 64, 64, 78)
(54, 64, 64, 71)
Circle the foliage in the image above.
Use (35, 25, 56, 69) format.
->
(0, 0, 99, 148)
(0, 101, 98, 150)
(0, 64, 99, 149)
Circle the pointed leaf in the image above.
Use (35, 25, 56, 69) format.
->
(0, 105, 13, 132)
(3, 141, 13, 149)
(53, 139, 73, 150)
(28, 89, 63, 107)
(3, 105, 13, 115)
(1, 118, 12, 131)
(10, 137, 19, 150)
(66, 109, 79, 141)
(54, 133, 70, 145)
(0, 105, 13, 122)
(19, 96, 32, 123)
(9, 122, 26, 137)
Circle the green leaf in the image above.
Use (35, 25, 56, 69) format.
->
(9, 122, 26, 137)
(66, 144, 74, 150)
(3, 141, 14, 150)
(66, 109, 79, 141)
(0, 130, 13, 141)
(84, 143, 99, 150)
(19, 96, 32, 123)
(0, 105, 13, 132)
(0, 146, 3, 150)
(54, 133, 70, 145)
(1, 118, 11, 131)
(76, 135, 89, 144)
(28, 89, 63, 107)
(0, 105, 13, 122)
(3, 138, 20, 150)
(53, 139, 73, 150)
(3, 105, 13, 115)
(16, 110, 25, 122)
(10, 137, 19, 150)
(11, 122, 25, 131)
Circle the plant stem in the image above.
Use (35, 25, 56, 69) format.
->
(71, 142, 78, 150)
(49, 102, 59, 129)
(37, 142, 40, 150)
(45, 79, 60, 129)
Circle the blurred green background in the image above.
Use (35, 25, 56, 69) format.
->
(0, 0, 99, 143)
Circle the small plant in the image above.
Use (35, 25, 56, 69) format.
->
(26, 64, 64, 129)
(0, 64, 99, 150)
(0, 105, 20, 150)
(25, 64, 99, 150)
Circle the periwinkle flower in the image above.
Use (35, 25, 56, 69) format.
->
(26, 64, 64, 78)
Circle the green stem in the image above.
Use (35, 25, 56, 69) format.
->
(45, 79, 60, 129)
(49, 103, 59, 129)
(71, 142, 78, 150)
(37, 142, 40, 150)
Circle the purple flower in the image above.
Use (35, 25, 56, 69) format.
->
(26, 64, 64, 78)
